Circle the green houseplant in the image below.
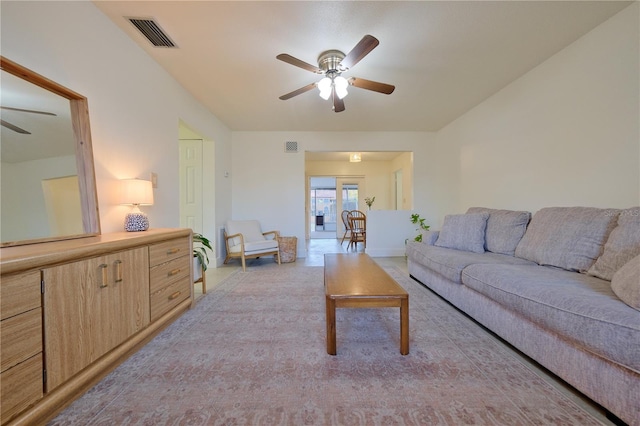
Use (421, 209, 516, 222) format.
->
(193, 232, 213, 272)
(410, 213, 430, 242)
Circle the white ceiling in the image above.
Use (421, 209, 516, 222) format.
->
(94, 1, 630, 132)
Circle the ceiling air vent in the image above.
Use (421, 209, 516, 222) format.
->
(128, 18, 176, 48)
(285, 141, 299, 153)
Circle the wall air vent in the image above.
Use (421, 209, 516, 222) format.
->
(285, 141, 298, 153)
(128, 18, 177, 48)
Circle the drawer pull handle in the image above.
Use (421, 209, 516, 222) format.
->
(169, 291, 181, 300)
(168, 268, 181, 276)
(99, 264, 108, 288)
(166, 248, 180, 255)
(114, 260, 123, 283)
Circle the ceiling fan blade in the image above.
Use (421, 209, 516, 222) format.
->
(1, 119, 31, 134)
(279, 83, 317, 100)
(1, 106, 56, 116)
(348, 77, 395, 95)
(333, 89, 345, 113)
(340, 35, 379, 70)
(276, 54, 323, 74)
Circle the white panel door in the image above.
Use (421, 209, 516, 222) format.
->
(179, 139, 203, 233)
(41, 175, 83, 236)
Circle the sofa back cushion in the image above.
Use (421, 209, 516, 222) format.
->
(467, 207, 531, 256)
(514, 207, 619, 272)
(435, 213, 489, 253)
(588, 207, 640, 281)
(611, 254, 640, 310)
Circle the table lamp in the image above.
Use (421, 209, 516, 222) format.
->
(120, 178, 154, 232)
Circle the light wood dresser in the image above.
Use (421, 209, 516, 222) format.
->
(0, 228, 193, 425)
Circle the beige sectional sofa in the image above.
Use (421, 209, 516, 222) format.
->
(406, 206, 639, 426)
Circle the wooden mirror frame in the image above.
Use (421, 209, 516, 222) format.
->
(1, 56, 101, 247)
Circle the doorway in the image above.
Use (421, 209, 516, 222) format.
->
(336, 177, 364, 239)
(394, 169, 403, 210)
(308, 176, 364, 240)
(309, 177, 336, 239)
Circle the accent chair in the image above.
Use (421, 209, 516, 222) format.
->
(224, 220, 281, 271)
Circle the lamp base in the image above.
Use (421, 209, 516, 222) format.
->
(124, 212, 149, 232)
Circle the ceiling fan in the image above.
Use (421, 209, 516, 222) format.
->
(0, 106, 56, 134)
(277, 35, 395, 113)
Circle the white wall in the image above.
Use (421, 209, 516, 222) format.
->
(366, 210, 417, 257)
(433, 3, 639, 223)
(1, 2, 232, 242)
(231, 131, 438, 257)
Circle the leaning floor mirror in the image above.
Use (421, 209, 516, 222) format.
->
(1, 56, 100, 247)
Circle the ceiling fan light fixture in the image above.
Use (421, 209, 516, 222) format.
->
(278, 35, 394, 112)
(334, 76, 349, 99)
(318, 77, 332, 100)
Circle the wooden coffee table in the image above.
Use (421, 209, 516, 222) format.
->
(324, 253, 409, 355)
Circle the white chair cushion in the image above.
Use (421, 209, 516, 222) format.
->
(228, 240, 279, 254)
(226, 220, 267, 247)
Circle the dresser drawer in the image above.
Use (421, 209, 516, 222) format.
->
(1, 307, 42, 373)
(149, 255, 190, 294)
(150, 277, 190, 322)
(1, 271, 41, 321)
(149, 238, 190, 268)
(0, 353, 43, 424)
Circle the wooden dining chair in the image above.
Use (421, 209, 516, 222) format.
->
(347, 211, 366, 250)
(340, 210, 352, 245)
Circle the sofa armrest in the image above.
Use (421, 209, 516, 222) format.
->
(422, 230, 440, 246)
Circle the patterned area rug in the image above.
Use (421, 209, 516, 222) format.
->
(50, 262, 605, 425)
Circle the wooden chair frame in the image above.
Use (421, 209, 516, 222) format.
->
(347, 212, 366, 250)
(340, 210, 352, 245)
(224, 230, 281, 272)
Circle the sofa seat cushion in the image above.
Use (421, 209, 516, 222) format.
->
(228, 239, 278, 255)
(462, 263, 640, 371)
(515, 207, 620, 272)
(405, 242, 535, 284)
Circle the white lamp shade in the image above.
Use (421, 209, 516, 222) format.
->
(120, 179, 154, 205)
(318, 77, 332, 100)
(334, 76, 349, 99)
